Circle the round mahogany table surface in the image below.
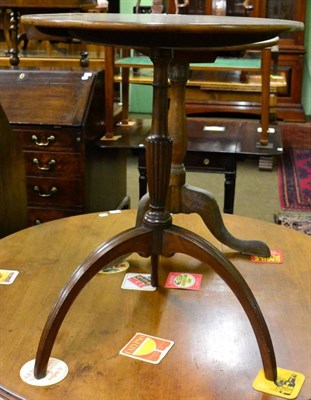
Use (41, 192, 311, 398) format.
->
(0, 210, 310, 400)
(21, 13, 303, 50)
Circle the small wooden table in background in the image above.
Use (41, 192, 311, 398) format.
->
(0, 210, 310, 399)
(100, 117, 283, 214)
(0, 0, 96, 66)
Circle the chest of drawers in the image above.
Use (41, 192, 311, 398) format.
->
(0, 69, 127, 225)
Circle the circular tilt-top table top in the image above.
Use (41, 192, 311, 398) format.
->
(21, 13, 303, 50)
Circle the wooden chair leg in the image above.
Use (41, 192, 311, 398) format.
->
(121, 48, 130, 124)
(104, 46, 115, 138)
(259, 47, 271, 146)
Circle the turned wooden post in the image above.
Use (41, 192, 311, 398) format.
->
(260, 47, 271, 145)
(143, 48, 173, 229)
(151, 0, 164, 13)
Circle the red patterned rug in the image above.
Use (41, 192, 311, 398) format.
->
(278, 123, 311, 211)
(278, 123, 311, 212)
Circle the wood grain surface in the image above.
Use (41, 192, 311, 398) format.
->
(0, 210, 310, 399)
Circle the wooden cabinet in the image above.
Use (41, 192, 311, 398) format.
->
(0, 69, 127, 225)
(0, 102, 27, 238)
(167, 0, 307, 121)
(258, 0, 306, 121)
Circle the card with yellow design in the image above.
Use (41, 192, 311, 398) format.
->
(0, 269, 19, 285)
(119, 333, 174, 364)
(253, 367, 305, 399)
(251, 249, 284, 264)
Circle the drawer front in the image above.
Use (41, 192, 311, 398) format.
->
(184, 152, 228, 171)
(24, 151, 83, 176)
(15, 126, 83, 152)
(27, 177, 83, 208)
(28, 207, 81, 226)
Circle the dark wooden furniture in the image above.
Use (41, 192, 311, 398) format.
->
(102, 117, 282, 214)
(166, 0, 307, 122)
(115, 46, 285, 154)
(0, 102, 27, 238)
(0, 210, 310, 399)
(169, 117, 283, 206)
(21, 12, 302, 385)
(0, 0, 97, 66)
(0, 69, 127, 225)
(0, 8, 10, 49)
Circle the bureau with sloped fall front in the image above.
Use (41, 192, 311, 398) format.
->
(0, 69, 127, 225)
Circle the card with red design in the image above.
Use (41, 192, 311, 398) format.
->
(121, 273, 156, 291)
(119, 333, 174, 364)
(164, 272, 203, 290)
(251, 250, 284, 264)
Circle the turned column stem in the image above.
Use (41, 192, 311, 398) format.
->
(167, 61, 190, 212)
(143, 48, 173, 228)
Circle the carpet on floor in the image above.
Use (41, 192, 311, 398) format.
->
(274, 212, 311, 235)
(278, 123, 311, 211)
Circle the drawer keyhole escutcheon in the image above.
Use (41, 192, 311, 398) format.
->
(33, 186, 58, 198)
(33, 158, 56, 171)
(31, 135, 55, 147)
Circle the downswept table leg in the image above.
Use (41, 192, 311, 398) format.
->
(35, 47, 175, 380)
(161, 225, 277, 382)
(180, 184, 270, 256)
(137, 187, 270, 256)
(34, 226, 153, 379)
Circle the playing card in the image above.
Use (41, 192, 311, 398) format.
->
(164, 272, 203, 290)
(253, 367, 305, 399)
(121, 273, 156, 291)
(120, 333, 174, 364)
(99, 260, 130, 274)
(251, 250, 284, 264)
(0, 269, 19, 285)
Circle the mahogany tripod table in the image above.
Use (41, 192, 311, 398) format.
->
(21, 12, 303, 387)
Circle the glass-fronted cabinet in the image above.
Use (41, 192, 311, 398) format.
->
(167, 0, 306, 121)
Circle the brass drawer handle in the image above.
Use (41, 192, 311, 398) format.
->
(31, 135, 55, 147)
(33, 185, 58, 198)
(203, 158, 210, 165)
(32, 158, 56, 171)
